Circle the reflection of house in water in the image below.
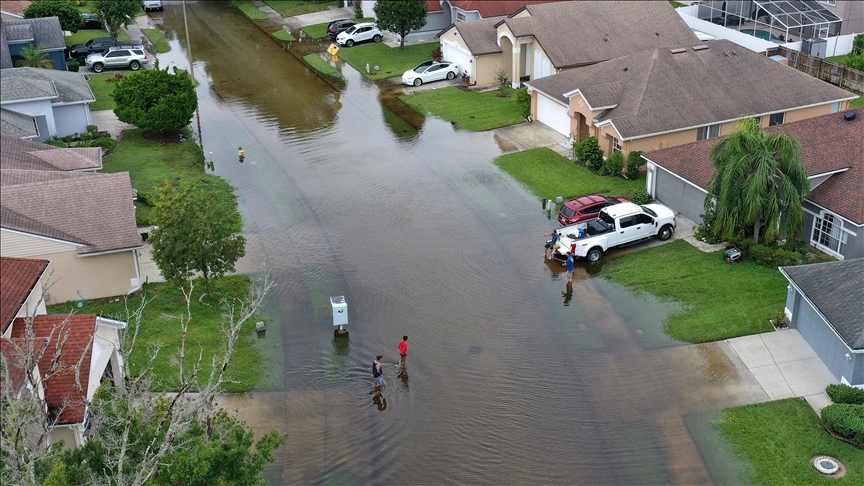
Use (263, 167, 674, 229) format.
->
(693, 0, 847, 44)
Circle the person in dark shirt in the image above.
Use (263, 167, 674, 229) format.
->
(564, 252, 575, 284)
(372, 355, 383, 388)
(545, 230, 560, 259)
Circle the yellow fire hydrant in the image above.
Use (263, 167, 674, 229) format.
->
(238, 146, 245, 163)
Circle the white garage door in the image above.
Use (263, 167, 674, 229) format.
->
(536, 93, 570, 137)
(442, 40, 471, 77)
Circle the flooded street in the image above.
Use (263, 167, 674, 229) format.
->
(149, 3, 765, 484)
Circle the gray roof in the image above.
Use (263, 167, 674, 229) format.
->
(0, 107, 38, 137)
(2, 17, 65, 50)
(500, 1, 698, 68)
(1, 68, 95, 104)
(0, 133, 101, 171)
(1, 22, 12, 69)
(780, 259, 864, 350)
(528, 39, 855, 139)
(451, 18, 501, 56)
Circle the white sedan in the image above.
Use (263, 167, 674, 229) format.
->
(401, 61, 459, 86)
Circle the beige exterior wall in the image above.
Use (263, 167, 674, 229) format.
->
(1, 229, 79, 256)
(1, 231, 139, 304)
(49, 424, 83, 450)
(474, 54, 506, 86)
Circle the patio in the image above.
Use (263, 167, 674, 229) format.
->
(693, 0, 842, 44)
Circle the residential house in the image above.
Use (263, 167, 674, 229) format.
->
(1, 16, 67, 71)
(527, 39, 855, 151)
(818, 0, 864, 35)
(779, 258, 863, 387)
(0, 1, 31, 22)
(642, 108, 863, 261)
(1, 67, 95, 141)
(1, 256, 49, 337)
(437, 1, 698, 87)
(1, 106, 39, 138)
(0, 134, 143, 304)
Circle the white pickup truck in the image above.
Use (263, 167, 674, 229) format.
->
(550, 202, 676, 263)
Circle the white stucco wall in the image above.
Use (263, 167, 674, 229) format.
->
(52, 103, 92, 137)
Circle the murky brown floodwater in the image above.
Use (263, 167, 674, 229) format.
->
(146, 3, 766, 484)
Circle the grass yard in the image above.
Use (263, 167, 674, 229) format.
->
(337, 41, 438, 80)
(600, 239, 786, 343)
(301, 18, 375, 39)
(65, 29, 130, 48)
(47, 276, 264, 392)
(263, 0, 339, 17)
(493, 147, 644, 202)
(271, 29, 296, 41)
(87, 72, 141, 111)
(303, 53, 343, 83)
(233, 0, 269, 20)
(141, 28, 171, 53)
(669, 0, 689, 7)
(400, 86, 524, 131)
(716, 398, 864, 484)
(850, 95, 864, 108)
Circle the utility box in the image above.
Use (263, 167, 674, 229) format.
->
(330, 296, 348, 327)
(802, 38, 826, 59)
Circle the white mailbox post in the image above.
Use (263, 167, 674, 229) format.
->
(331, 296, 348, 334)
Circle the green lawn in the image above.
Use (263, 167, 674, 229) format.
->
(850, 95, 864, 108)
(337, 41, 438, 80)
(87, 72, 141, 111)
(263, 0, 339, 17)
(600, 239, 786, 343)
(493, 147, 644, 202)
(141, 28, 171, 53)
(303, 53, 342, 83)
(271, 29, 296, 41)
(716, 398, 864, 484)
(65, 29, 130, 48)
(301, 18, 375, 39)
(669, 0, 689, 7)
(400, 86, 524, 131)
(233, 0, 269, 20)
(47, 276, 263, 392)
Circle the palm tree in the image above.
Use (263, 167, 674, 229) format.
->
(14, 44, 55, 69)
(704, 117, 809, 244)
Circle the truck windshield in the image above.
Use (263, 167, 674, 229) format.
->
(641, 206, 658, 217)
(599, 211, 615, 226)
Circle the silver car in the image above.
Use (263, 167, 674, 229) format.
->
(86, 46, 148, 73)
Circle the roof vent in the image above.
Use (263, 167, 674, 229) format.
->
(844, 111, 856, 121)
(669, 48, 687, 54)
(692, 45, 709, 51)
(623, 67, 630, 72)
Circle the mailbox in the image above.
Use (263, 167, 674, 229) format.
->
(330, 296, 348, 328)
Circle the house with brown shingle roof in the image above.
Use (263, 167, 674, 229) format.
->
(527, 39, 856, 152)
(437, 1, 698, 87)
(0, 256, 49, 336)
(643, 107, 863, 261)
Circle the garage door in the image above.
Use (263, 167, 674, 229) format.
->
(536, 93, 570, 137)
(654, 167, 708, 223)
(442, 40, 471, 77)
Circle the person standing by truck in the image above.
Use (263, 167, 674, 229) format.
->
(545, 230, 560, 260)
(564, 252, 575, 284)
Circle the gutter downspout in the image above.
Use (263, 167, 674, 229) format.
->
(127, 248, 143, 295)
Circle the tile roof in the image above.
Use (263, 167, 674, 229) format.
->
(502, 1, 697, 68)
(10, 314, 98, 424)
(427, 0, 442, 12)
(644, 108, 864, 224)
(529, 39, 855, 139)
(0, 337, 43, 399)
(2, 17, 65, 50)
(0, 2, 32, 17)
(0, 257, 48, 333)
(780, 259, 864, 350)
(1, 68, 95, 104)
(0, 133, 102, 171)
(0, 107, 39, 138)
(451, 0, 561, 18)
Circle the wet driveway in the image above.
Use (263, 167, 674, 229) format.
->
(148, 2, 771, 484)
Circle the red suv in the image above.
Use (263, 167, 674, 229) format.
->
(558, 194, 632, 226)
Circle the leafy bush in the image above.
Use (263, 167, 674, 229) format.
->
(625, 188, 652, 205)
(43, 137, 67, 148)
(827, 384, 864, 405)
(77, 137, 116, 150)
(625, 150, 644, 180)
(600, 152, 624, 176)
(136, 190, 158, 207)
(820, 403, 864, 447)
(515, 88, 531, 118)
(694, 207, 723, 243)
(577, 137, 604, 172)
(354, 0, 363, 18)
(727, 237, 835, 267)
(67, 61, 80, 72)
(87, 125, 98, 134)
(852, 33, 864, 55)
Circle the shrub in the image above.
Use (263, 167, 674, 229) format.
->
(43, 137, 67, 148)
(67, 61, 80, 72)
(87, 125, 98, 134)
(625, 151, 644, 180)
(821, 403, 864, 447)
(354, 0, 363, 19)
(827, 384, 864, 405)
(625, 188, 652, 205)
(695, 207, 723, 243)
(600, 152, 624, 176)
(77, 136, 116, 150)
(852, 33, 864, 55)
(516, 88, 531, 118)
(136, 190, 158, 207)
(578, 137, 604, 172)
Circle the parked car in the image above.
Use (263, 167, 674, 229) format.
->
(85, 46, 148, 73)
(142, 0, 163, 11)
(327, 19, 357, 39)
(69, 37, 139, 62)
(335, 22, 382, 47)
(558, 194, 632, 226)
(80, 13, 103, 30)
(401, 60, 459, 86)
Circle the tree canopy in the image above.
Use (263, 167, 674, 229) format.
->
(373, 0, 428, 50)
(24, 0, 82, 33)
(704, 117, 809, 244)
(150, 179, 246, 291)
(92, 0, 140, 40)
(112, 62, 198, 134)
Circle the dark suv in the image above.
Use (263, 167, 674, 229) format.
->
(327, 19, 357, 39)
(69, 37, 139, 62)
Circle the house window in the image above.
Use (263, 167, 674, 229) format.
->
(831, 102, 841, 113)
(812, 212, 847, 257)
(456, 12, 466, 22)
(696, 124, 720, 141)
(612, 137, 622, 153)
(769, 112, 785, 126)
(820, 0, 836, 6)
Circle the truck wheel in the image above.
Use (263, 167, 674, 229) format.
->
(129, 60, 140, 70)
(657, 225, 673, 241)
(93, 62, 104, 73)
(587, 247, 603, 263)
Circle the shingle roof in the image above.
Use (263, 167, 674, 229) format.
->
(0, 133, 102, 171)
(0, 257, 48, 333)
(0, 337, 44, 400)
(2, 17, 65, 50)
(10, 314, 98, 424)
(1, 68, 95, 104)
(0, 2, 32, 17)
(780, 259, 864, 350)
(0, 107, 38, 138)
(529, 39, 855, 139)
(502, 1, 697, 68)
(452, 0, 560, 18)
(0, 23, 12, 69)
(447, 18, 501, 55)
(1, 171, 142, 254)
(644, 108, 864, 224)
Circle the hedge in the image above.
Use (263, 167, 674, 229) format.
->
(827, 383, 864, 405)
(821, 403, 864, 447)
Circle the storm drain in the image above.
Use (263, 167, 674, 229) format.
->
(811, 456, 845, 477)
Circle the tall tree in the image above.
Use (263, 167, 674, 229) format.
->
(24, 0, 82, 33)
(150, 179, 246, 293)
(112, 62, 198, 134)
(373, 0, 428, 50)
(14, 44, 55, 69)
(704, 117, 809, 244)
(92, 0, 140, 40)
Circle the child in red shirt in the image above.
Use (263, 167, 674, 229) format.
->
(399, 336, 408, 367)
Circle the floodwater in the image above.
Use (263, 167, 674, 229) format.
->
(149, 3, 764, 484)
